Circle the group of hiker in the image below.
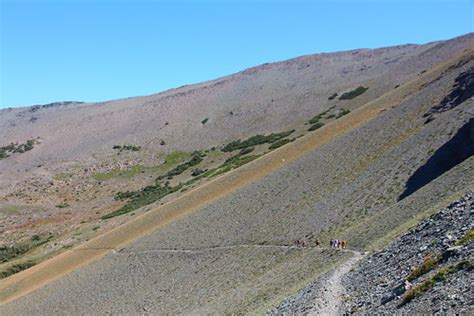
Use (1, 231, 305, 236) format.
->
(330, 239, 347, 249)
(293, 238, 347, 249)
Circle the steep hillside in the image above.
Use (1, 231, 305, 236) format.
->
(1, 34, 473, 314)
(1, 35, 473, 269)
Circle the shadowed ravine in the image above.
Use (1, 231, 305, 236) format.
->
(400, 118, 474, 200)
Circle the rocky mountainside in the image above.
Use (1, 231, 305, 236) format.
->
(342, 194, 473, 315)
(0, 33, 473, 314)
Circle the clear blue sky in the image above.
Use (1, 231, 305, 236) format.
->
(1, 0, 472, 109)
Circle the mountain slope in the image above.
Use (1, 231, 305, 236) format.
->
(1, 34, 473, 314)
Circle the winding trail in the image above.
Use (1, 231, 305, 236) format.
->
(308, 251, 364, 315)
(268, 250, 364, 316)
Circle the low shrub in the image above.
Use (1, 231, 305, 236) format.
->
(400, 260, 470, 306)
(104, 182, 183, 219)
(339, 86, 368, 100)
(222, 130, 295, 152)
(0, 234, 52, 263)
(328, 93, 338, 100)
(336, 108, 351, 118)
(157, 151, 206, 180)
(455, 228, 474, 246)
(308, 122, 324, 131)
(0, 260, 37, 279)
(113, 144, 141, 152)
(269, 138, 295, 149)
(407, 255, 440, 281)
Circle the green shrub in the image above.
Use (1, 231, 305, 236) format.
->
(103, 182, 183, 219)
(328, 93, 338, 100)
(0, 260, 37, 279)
(325, 114, 336, 119)
(0, 234, 52, 263)
(0, 140, 36, 160)
(336, 108, 351, 118)
(339, 86, 368, 100)
(238, 147, 255, 156)
(157, 151, 206, 180)
(308, 122, 324, 131)
(222, 130, 295, 152)
(113, 144, 141, 152)
(269, 138, 295, 149)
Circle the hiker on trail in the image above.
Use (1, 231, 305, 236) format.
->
(341, 240, 347, 249)
(315, 239, 320, 246)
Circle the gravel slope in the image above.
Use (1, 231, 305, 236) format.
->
(1, 36, 473, 314)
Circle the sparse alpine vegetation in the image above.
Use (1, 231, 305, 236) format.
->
(0, 139, 36, 160)
(157, 151, 206, 180)
(103, 182, 183, 219)
(112, 144, 141, 152)
(222, 130, 295, 152)
(0, 234, 52, 264)
(336, 108, 351, 118)
(339, 86, 369, 100)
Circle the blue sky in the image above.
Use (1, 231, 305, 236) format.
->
(1, 0, 472, 109)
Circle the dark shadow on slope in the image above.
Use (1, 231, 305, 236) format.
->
(424, 68, 474, 123)
(399, 118, 474, 200)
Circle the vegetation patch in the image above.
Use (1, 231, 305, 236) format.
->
(0, 234, 52, 263)
(222, 130, 295, 152)
(328, 93, 338, 100)
(269, 138, 295, 149)
(93, 165, 145, 181)
(308, 122, 325, 131)
(0, 260, 37, 279)
(0, 139, 36, 160)
(201, 118, 209, 124)
(400, 260, 471, 306)
(157, 151, 206, 180)
(112, 144, 141, 152)
(339, 86, 369, 100)
(103, 182, 183, 219)
(407, 254, 440, 282)
(336, 108, 351, 118)
(455, 228, 474, 246)
(53, 173, 74, 181)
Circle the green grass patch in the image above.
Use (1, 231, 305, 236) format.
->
(93, 165, 146, 181)
(400, 260, 470, 306)
(0, 234, 52, 263)
(222, 130, 295, 152)
(0, 260, 37, 279)
(339, 86, 368, 100)
(103, 182, 183, 219)
(157, 151, 206, 180)
(455, 228, 474, 246)
(53, 173, 74, 181)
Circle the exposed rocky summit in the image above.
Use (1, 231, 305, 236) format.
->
(342, 194, 473, 315)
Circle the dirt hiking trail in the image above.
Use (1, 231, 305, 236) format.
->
(309, 251, 364, 315)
